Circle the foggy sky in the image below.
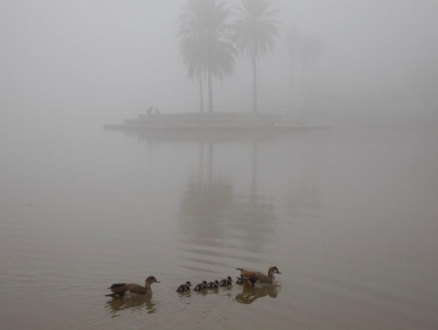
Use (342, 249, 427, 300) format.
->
(1, 0, 437, 124)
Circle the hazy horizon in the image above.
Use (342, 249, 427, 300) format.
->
(1, 0, 437, 125)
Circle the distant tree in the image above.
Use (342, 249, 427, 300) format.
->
(178, 0, 236, 112)
(234, 0, 279, 113)
(285, 25, 300, 87)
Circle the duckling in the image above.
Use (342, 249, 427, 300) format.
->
(236, 266, 281, 286)
(219, 276, 233, 287)
(176, 281, 192, 293)
(105, 275, 160, 299)
(193, 281, 208, 292)
(207, 280, 220, 289)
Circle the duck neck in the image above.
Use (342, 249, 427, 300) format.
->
(268, 270, 276, 280)
(144, 281, 152, 289)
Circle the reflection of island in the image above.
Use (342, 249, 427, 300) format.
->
(234, 283, 281, 304)
(105, 298, 157, 316)
(285, 137, 324, 219)
(286, 174, 322, 217)
(179, 142, 234, 250)
(178, 140, 278, 271)
(227, 142, 277, 253)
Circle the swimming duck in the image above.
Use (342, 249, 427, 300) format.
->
(236, 266, 281, 286)
(207, 280, 220, 289)
(219, 276, 233, 287)
(193, 281, 208, 292)
(105, 275, 160, 299)
(176, 281, 192, 293)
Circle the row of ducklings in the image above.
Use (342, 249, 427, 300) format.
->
(176, 276, 245, 293)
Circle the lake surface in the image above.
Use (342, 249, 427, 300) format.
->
(1, 120, 437, 329)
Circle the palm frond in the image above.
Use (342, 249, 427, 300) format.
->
(234, 0, 279, 60)
(178, 0, 236, 81)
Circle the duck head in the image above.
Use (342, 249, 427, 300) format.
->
(146, 276, 160, 285)
(269, 266, 281, 274)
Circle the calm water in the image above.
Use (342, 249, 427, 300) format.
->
(1, 120, 437, 329)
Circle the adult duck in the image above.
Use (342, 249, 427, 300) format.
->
(105, 275, 160, 299)
(236, 266, 281, 286)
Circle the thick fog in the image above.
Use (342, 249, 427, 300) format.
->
(1, 0, 437, 125)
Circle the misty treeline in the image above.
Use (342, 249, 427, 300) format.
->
(178, 0, 323, 113)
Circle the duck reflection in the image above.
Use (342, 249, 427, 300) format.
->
(105, 298, 157, 316)
(234, 283, 281, 304)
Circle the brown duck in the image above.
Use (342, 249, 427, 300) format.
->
(105, 275, 160, 299)
(236, 266, 281, 286)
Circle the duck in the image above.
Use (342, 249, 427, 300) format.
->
(176, 281, 192, 293)
(236, 266, 281, 286)
(105, 275, 160, 299)
(219, 276, 233, 287)
(207, 280, 220, 289)
(193, 281, 208, 292)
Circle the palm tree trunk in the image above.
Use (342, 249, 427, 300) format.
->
(252, 52, 257, 113)
(208, 69, 214, 112)
(199, 75, 204, 112)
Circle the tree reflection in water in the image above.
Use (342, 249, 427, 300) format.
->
(179, 140, 277, 260)
(228, 141, 277, 253)
(105, 298, 158, 317)
(179, 142, 234, 250)
(234, 283, 281, 304)
(285, 135, 324, 219)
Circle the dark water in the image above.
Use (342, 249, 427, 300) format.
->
(1, 121, 437, 329)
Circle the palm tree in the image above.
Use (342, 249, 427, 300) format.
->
(234, 0, 279, 113)
(178, 0, 236, 112)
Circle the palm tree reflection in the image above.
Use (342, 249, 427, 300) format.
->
(228, 141, 277, 253)
(179, 140, 277, 256)
(285, 137, 323, 219)
(179, 142, 234, 249)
